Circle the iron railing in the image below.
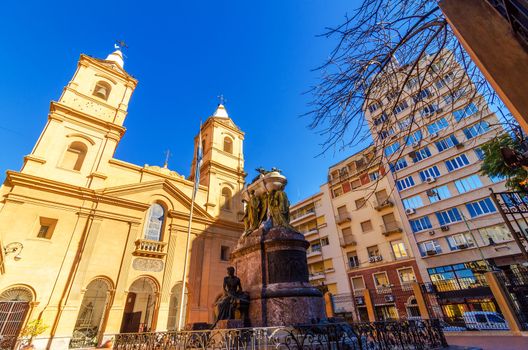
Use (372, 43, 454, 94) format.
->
(114, 321, 448, 350)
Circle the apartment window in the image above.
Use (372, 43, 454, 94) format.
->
(351, 276, 365, 291)
(427, 117, 449, 135)
(396, 176, 415, 191)
(410, 216, 433, 233)
(373, 272, 390, 288)
(418, 165, 441, 182)
(466, 198, 497, 218)
(405, 130, 422, 146)
(355, 198, 367, 209)
(419, 240, 442, 256)
(393, 100, 409, 114)
(420, 104, 438, 117)
(463, 121, 490, 140)
(310, 242, 322, 252)
(37, 217, 58, 239)
(220, 246, 230, 261)
(453, 103, 478, 122)
(435, 72, 455, 89)
(412, 88, 432, 103)
(455, 174, 483, 194)
(402, 195, 424, 209)
(320, 237, 330, 246)
(367, 245, 381, 258)
(390, 158, 408, 173)
(351, 179, 361, 189)
(368, 102, 380, 113)
(427, 185, 451, 203)
(479, 225, 513, 245)
(446, 233, 475, 251)
(474, 148, 485, 160)
(333, 186, 344, 197)
(444, 88, 466, 104)
(391, 240, 408, 259)
(398, 116, 412, 131)
(369, 171, 380, 181)
(436, 207, 462, 226)
(361, 220, 373, 232)
(373, 112, 389, 126)
(435, 134, 459, 152)
(445, 154, 470, 171)
(379, 128, 395, 140)
(489, 174, 506, 183)
(398, 268, 416, 284)
(411, 147, 432, 162)
(348, 252, 360, 269)
(406, 76, 420, 89)
(384, 142, 400, 157)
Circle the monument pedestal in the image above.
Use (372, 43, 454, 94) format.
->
(231, 226, 325, 327)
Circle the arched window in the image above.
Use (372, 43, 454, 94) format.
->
(223, 137, 233, 154)
(61, 141, 88, 171)
(220, 188, 232, 211)
(93, 81, 111, 101)
(0, 287, 33, 349)
(144, 203, 165, 241)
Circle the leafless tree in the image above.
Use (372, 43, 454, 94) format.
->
(308, 0, 518, 198)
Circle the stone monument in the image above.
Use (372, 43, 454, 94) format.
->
(230, 168, 326, 327)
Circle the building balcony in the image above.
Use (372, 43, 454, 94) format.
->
(133, 239, 167, 258)
(368, 255, 383, 264)
(339, 235, 357, 247)
(380, 222, 403, 236)
(290, 209, 316, 225)
(307, 248, 322, 258)
(309, 271, 326, 281)
(301, 228, 319, 238)
(375, 284, 393, 294)
(348, 261, 361, 270)
(374, 199, 394, 211)
(335, 213, 352, 225)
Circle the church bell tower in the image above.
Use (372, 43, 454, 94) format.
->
(190, 104, 246, 221)
(21, 47, 138, 188)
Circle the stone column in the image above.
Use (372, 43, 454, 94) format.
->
(484, 272, 522, 334)
(412, 282, 430, 320)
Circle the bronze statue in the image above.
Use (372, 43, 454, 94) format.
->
(268, 186, 292, 229)
(212, 267, 249, 326)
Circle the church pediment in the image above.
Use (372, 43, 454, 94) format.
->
(99, 179, 214, 222)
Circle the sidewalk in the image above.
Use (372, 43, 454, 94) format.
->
(446, 335, 528, 350)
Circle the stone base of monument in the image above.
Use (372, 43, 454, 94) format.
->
(231, 226, 325, 327)
(214, 319, 245, 329)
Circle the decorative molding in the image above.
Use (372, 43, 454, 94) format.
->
(24, 155, 46, 165)
(132, 258, 164, 272)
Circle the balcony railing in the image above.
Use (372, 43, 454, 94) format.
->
(309, 271, 326, 281)
(300, 228, 319, 237)
(290, 209, 316, 224)
(375, 284, 393, 294)
(380, 221, 403, 236)
(335, 213, 352, 225)
(374, 199, 394, 211)
(348, 261, 361, 270)
(368, 255, 383, 263)
(134, 239, 167, 258)
(339, 235, 357, 247)
(307, 247, 322, 258)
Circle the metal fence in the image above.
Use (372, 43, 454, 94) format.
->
(496, 269, 528, 330)
(114, 321, 447, 350)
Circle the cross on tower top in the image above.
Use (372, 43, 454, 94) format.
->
(217, 94, 227, 106)
(115, 40, 128, 50)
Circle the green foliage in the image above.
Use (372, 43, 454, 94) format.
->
(20, 319, 48, 343)
(480, 133, 528, 191)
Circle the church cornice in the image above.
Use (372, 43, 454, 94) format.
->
(80, 54, 138, 87)
(50, 102, 127, 137)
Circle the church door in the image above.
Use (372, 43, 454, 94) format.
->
(0, 287, 33, 350)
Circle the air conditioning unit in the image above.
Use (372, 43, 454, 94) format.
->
(435, 108, 444, 114)
(426, 249, 437, 256)
(412, 141, 421, 149)
(408, 151, 417, 159)
(405, 208, 416, 215)
(456, 142, 465, 149)
(429, 133, 439, 140)
(440, 225, 450, 232)
(384, 295, 395, 303)
(355, 296, 365, 305)
(429, 230, 435, 236)
(426, 177, 436, 184)
(457, 243, 469, 249)
(391, 133, 398, 140)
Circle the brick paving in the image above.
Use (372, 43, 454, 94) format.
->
(446, 335, 528, 350)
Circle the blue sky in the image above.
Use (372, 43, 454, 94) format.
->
(0, 0, 364, 202)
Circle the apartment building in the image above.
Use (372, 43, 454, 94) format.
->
(289, 192, 352, 304)
(364, 51, 525, 320)
(326, 146, 423, 321)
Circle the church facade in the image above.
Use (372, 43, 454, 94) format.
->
(0, 49, 246, 349)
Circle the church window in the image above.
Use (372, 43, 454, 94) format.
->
(61, 141, 88, 171)
(223, 137, 233, 154)
(220, 246, 230, 261)
(144, 203, 165, 241)
(93, 81, 111, 100)
(220, 187, 232, 211)
(37, 217, 58, 239)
